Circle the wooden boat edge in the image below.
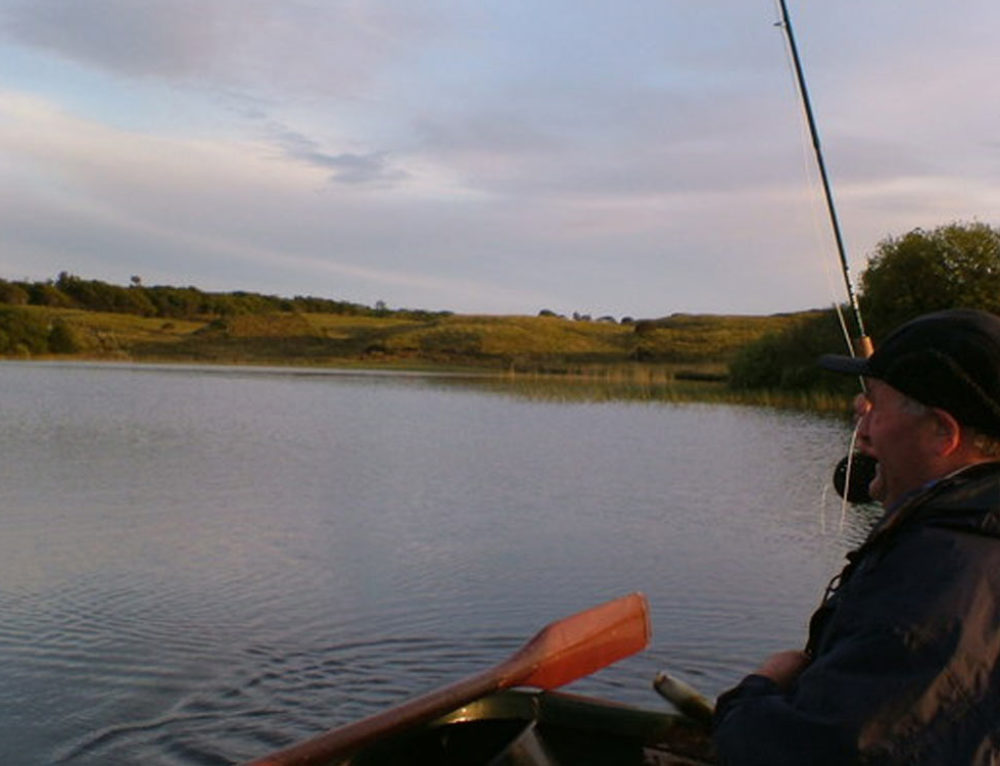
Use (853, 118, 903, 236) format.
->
(334, 689, 714, 765)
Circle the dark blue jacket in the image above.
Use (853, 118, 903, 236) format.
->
(713, 462, 1000, 764)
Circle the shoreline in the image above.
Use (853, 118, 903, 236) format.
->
(0, 354, 853, 415)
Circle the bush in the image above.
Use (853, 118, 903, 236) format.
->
(0, 308, 51, 354)
(0, 280, 30, 305)
(48, 319, 83, 353)
(728, 310, 855, 393)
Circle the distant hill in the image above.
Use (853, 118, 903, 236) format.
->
(0, 274, 816, 377)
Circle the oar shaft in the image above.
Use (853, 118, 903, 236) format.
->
(245, 669, 500, 766)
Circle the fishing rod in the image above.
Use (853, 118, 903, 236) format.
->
(645, 7, 886, 719)
(775, 0, 877, 503)
(775, 0, 872, 360)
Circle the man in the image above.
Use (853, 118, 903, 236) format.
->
(712, 309, 1000, 764)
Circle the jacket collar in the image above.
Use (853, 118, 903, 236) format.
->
(864, 460, 1000, 546)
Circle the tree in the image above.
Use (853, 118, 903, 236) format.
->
(27, 281, 72, 307)
(728, 222, 1000, 393)
(860, 222, 1000, 335)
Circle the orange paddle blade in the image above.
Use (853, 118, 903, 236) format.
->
(508, 591, 651, 689)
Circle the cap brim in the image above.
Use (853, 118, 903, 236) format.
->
(818, 353, 870, 376)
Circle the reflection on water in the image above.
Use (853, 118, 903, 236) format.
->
(0, 362, 873, 764)
(439, 373, 723, 405)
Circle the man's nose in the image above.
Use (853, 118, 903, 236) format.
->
(853, 393, 871, 419)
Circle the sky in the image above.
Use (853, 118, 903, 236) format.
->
(1, 1, 998, 319)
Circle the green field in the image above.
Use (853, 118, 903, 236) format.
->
(3, 305, 805, 375)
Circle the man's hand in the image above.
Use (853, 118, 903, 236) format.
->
(754, 650, 810, 690)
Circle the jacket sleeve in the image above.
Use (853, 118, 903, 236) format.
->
(712, 523, 1000, 765)
(712, 624, 921, 765)
(712, 676, 852, 764)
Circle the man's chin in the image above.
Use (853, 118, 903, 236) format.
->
(868, 463, 886, 504)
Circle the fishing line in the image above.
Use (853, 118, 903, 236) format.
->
(818, 419, 872, 533)
(839, 422, 861, 532)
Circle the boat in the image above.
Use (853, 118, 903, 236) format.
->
(329, 689, 714, 765)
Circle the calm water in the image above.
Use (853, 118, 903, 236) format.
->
(0, 362, 876, 765)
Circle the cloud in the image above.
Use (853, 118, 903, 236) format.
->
(272, 129, 408, 186)
(0, 90, 561, 311)
(0, 0, 449, 97)
(2, 0, 223, 78)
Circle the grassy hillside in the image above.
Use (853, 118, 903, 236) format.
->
(0, 302, 810, 380)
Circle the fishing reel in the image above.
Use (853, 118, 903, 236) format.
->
(832, 452, 878, 504)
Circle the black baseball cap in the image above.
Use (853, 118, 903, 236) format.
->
(819, 309, 1000, 436)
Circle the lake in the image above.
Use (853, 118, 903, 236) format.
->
(0, 361, 876, 764)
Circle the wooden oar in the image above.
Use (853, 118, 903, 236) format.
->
(244, 592, 651, 766)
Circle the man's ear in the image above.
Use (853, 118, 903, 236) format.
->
(929, 407, 963, 456)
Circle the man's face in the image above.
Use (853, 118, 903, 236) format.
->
(856, 379, 941, 507)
